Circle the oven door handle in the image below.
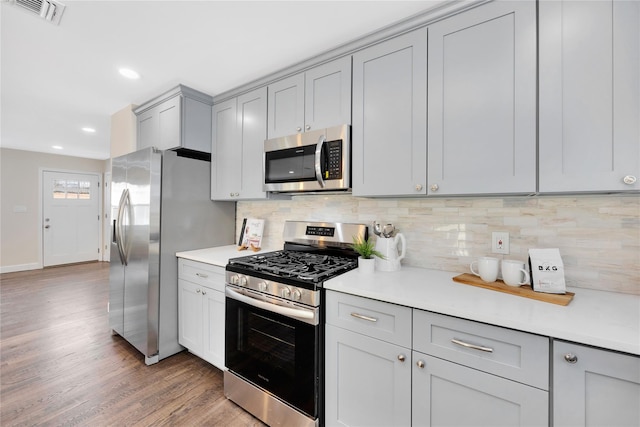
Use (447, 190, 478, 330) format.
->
(226, 287, 317, 323)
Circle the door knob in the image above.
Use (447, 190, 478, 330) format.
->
(44, 225, 50, 229)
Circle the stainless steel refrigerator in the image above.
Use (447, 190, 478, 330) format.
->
(109, 147, 235, 365)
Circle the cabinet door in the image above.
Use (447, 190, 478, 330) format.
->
(157, 95, 182, 151)
(237, 87, 268, 199)
(137, 106, 158, 150)
(412, 352, 548, 427)
(553, 341, 640, 427)
(178, 279, 203, 355)
(267, 73, 305, 138)
(211, 98, 239, 200)
(539, 0, 640, 192)
(325, 325, 411, 427)
(352, 27, 428, 197)
(202, 289, 225, 370)
(304, 57, 351, 131)
(427, 0, 536, 195)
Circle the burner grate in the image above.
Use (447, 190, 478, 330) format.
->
(229, 250, 357, 283)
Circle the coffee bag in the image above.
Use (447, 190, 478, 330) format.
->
(528, 248, 566, 294)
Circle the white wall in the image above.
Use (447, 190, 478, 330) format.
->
(0, 148, 107, 272)
(238, 193, 640, 295)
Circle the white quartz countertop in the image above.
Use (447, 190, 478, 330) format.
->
(175, 246, 639, 356)
(324, 267, 640, 356)
(176, 244, 281, 268)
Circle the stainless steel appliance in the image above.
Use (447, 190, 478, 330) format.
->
(109, 147, 235, 365)
(224, 221, 367, 427)
(263, 124, 351, 193)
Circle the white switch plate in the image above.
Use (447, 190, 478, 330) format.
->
(492, 231, 509, 254)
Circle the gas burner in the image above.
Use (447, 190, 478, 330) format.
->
(228, 250, 357, 283)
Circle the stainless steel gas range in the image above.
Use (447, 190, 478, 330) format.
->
(224, 221, 368, 427)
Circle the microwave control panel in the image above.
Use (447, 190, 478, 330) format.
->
(325, 140, 342, 180)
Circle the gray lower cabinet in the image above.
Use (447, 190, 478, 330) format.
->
(135, 85, 214, 153)
(427, 0, 536, 196)
(325, 325, 412, 426)
(412, 310, 549, 427)
(177, 258, 226, 370)
(412, 353, 548, 427)
(351, 27, 428, 197)
(553, 340, 640, 427)
(211, 87, 267, 200)
(325, 291, 412, 426)
(325, 290, 550, 426)
(267, 56, 351, 139)
(539, 0, 640, 193)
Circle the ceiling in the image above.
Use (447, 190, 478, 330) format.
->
(1, 0, 447, 160)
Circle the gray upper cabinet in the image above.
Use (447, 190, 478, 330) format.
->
(135, 85, 213, 153)
(211, 87, 268, 200)
(352, 27, 428, 197)
(427, 1, 537, 196)
(553, 341, 640, 426)
(267, 56, 351, 139)
(539, 0, 640, 193)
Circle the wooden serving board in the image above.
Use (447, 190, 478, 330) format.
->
(452, 273, 574, 306)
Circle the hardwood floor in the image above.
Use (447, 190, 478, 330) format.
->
(0, 262, 265, 426)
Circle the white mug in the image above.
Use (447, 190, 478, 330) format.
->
(501, 260, 530, 287)
(470, 257, 499, 282)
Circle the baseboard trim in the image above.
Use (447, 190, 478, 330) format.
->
(0, 263, 42, 274)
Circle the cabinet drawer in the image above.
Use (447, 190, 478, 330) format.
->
(178, 258, 225, 292)
(326, 291, 411, 348)
(413, 310, 549, 390)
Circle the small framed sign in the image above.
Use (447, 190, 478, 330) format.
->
(238, 218, 264, 251)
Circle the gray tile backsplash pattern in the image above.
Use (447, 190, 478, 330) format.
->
(236, 194, 640, 295)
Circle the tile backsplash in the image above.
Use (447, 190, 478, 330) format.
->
(237, 194, 640, 295)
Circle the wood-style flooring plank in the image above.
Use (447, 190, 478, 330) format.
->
(0, 262, 265, 426)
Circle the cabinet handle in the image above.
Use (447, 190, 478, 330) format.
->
(196, 273, 209, 278)
(451, 338, 493, 353)
(564, 353, 578, 364)
(296, 127, 302, 132)
(430, 184, 439, 192)
(202, 290, 207, 295)
(623, 175, 637, 185)
(305, 125, 311, 131)
(350, 312, 378, 322)
(196, 289, 201, 294)
(415, 184, 423, 191)
(397, 354, 406, 362)
(416, 360, 425, 368)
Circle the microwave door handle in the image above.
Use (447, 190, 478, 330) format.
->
(314, 134, 326, 188)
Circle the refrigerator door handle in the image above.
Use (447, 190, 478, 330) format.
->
(121, 189, 132, 265)
(115, 189, 129, 265)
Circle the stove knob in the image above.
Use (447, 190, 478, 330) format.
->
(239, 276, 248, 287)
(230, 275, 239, 285)
(281, 287, 291, 298)
(258, 281, 269, 292)
(291, 289, 302, 301)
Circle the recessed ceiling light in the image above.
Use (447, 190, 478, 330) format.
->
(119, 68, 140, 79)
(52, 145, 63, 150)
(82, 127, 96, 133)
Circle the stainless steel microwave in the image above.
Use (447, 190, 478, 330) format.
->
(263, 124, 351, 193)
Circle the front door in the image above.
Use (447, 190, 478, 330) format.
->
(42, 171, 100, 267)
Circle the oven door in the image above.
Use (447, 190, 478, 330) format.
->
(225, 285, 320, 418)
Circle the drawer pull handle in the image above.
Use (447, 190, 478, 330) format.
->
(196, 273, 209, 278)
(451, 338, 494, 353)
(350, 312, 378, 322)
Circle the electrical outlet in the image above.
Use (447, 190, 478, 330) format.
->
(492, 231, 509, 254)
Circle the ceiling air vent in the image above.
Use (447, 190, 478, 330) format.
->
(14, 0, 66, 25)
